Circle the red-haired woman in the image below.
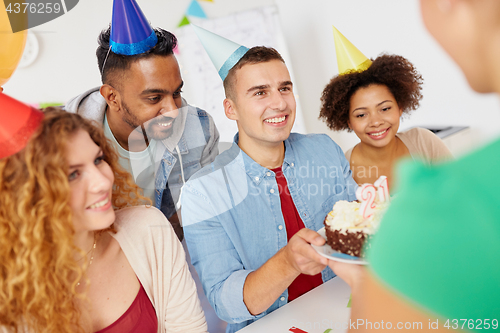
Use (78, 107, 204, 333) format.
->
(0, 106, 207, 332)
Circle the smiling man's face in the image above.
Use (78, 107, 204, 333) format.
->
(226, 60, 296, 151)
(115, 54, 184, 141)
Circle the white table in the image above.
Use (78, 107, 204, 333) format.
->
(239, 277, 351, 333)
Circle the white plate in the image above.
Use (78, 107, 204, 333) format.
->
(312, 227, 368, 265)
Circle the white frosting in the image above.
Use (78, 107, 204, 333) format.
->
(324, 200, 387, 235)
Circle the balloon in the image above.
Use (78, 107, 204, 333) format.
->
(0, 2, 28, 86)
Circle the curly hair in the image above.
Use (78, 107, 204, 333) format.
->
(0, 108, 147, 332)
(319, 54, 423, 132)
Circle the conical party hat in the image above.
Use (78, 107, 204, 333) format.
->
(191, 25, 249, 81)
(110, 0, 158, 55)
(332, 26, 372, 75)
(0, 93, 43, 159)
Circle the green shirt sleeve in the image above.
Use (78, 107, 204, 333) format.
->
(367, 139, 500, 326)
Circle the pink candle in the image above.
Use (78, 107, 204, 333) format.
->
(356, 184, 377, 219)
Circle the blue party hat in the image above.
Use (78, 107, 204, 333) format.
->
(191, 25, 249, 81)
(110, 0, 158, 55)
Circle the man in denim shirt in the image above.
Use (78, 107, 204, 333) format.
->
(65, 26, 219, 241)
(182, 45, 357, 332)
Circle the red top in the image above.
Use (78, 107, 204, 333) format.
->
(272, 167, 323, 301)
(95, 283, 157, 333)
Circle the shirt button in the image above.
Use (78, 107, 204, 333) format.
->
(266, 172, 271, 177)
(280, 296, 285, 302)
(270, 189, 275, 194)
(278, 225, 283, 230)
(255, 177, 259, 181)
(291, 163, 294, 167)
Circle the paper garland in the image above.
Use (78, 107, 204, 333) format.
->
(186, 0, 207, 18)
(178, 15, 190, 27)
(178, 0, 210, 27)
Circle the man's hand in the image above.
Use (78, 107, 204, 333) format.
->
(283, 228, 328, 276)
(243, 228, 329, 315)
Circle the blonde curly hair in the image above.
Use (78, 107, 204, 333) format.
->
(0, 108, 149, 332)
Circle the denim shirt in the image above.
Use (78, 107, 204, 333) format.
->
(64, 87, 219, 220)
(182, 133, 358, 333)
(154, 105, 219, 218)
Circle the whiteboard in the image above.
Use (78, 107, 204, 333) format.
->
(174, 5, 306, 145)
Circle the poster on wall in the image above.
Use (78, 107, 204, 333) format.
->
(175, 5, 306, 146)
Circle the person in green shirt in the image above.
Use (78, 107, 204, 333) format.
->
(326, 0, 500, 331)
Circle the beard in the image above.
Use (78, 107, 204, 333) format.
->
(121, 100, 176, 142)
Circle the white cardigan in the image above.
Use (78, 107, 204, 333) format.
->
(1, 206, 207, 333)
(111, 206, 208, 332)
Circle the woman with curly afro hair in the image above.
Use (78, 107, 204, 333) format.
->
(320, 54, 452, 189)
(325, 0, 500, 328)
(0, 101, 207, 332)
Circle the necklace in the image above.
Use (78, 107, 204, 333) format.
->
(77, 233, 97, 287)
(88, 233, 97, 266)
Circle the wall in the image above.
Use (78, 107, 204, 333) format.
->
(4, 0, 500, 153)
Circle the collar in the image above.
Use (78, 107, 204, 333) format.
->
(282, 139, 296, 170)
(233, 132, 296, 185)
